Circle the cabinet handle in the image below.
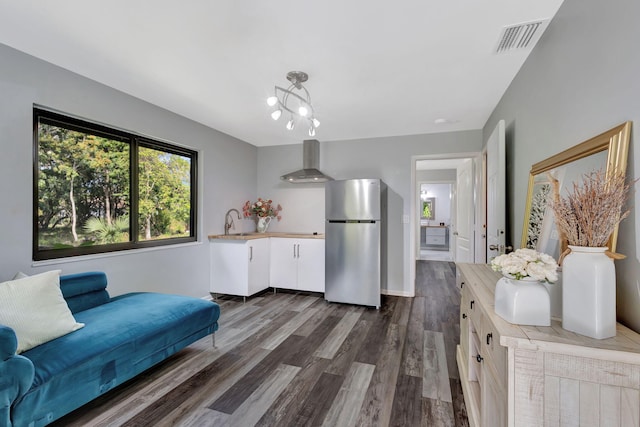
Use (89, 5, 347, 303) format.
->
(470, 300, 475, 309)
(249, 246, 253, 261)
(476, 354, 483, 363)
(486, 333, 492, 345)
(293, 244, 296, 258)
(462, 313, 467, 319)
(460, 281, 465, 289)
(296, 244, 300, 258)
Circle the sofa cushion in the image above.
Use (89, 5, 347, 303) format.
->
(0, 270, 84, 354)
(60, 271, 110, 313)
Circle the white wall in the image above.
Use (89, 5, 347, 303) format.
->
(0, 43, 257, 298)
(483, 0, 640, 332)
(257, 132, 482, 296)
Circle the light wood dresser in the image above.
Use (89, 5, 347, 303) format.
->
(456, 263, 640, 427)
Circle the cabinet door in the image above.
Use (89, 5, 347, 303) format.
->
(269, 238, 298, 289)
(247, 238, 270, 295)
(297, 239, 325, 292)
(210, 240, 249, 296)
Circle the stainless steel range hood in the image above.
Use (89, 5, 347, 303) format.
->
(280, 139, 333, 183)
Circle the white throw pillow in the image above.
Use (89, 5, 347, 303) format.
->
(0, 270, 85, 354)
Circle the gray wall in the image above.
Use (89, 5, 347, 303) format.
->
(0, 43, 257, 298)
(257, 131, 482, 296)
(416, 169, 457, 182)
(483, 0, 640, 331)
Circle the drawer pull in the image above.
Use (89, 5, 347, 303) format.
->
(460, 281, 465, 289)
(470, 300, 475, 309)
(476, 354, 484, 363)
(486, 333, 493, 345)
(462, 313, 467, 319)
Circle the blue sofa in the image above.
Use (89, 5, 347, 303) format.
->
(0, 272, 220, 427)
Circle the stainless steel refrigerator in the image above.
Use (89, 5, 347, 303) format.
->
(325, 178, 387, 308)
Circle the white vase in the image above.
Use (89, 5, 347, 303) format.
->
(256, 216, 272, 233)
(494, 276, 550, 326)
(562, 246, 616, 339)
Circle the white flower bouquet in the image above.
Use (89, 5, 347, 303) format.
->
(491, 248, 558, 283)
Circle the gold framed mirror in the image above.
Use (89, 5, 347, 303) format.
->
(521, 122, 631, 261)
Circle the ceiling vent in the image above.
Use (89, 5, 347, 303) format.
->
(495, 19, 549, 53)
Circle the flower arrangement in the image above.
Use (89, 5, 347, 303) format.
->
(549, 169, 632, 248)
(491, 248, 558, 283)
(242, 198, 283, 220)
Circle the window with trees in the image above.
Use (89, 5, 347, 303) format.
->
(34, 108, 197, 260)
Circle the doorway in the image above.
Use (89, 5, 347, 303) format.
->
(409, 153, 482, 295)
(417, 181, 454, 262)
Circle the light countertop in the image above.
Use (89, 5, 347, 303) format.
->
(208, 232, 324, 240)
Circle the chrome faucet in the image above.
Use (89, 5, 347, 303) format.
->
(224, 208, 242, 235)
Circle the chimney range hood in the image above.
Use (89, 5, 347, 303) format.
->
(280, 139, 333, 183)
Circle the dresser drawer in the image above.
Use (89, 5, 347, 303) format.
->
(466, 290, 482, 331)
(425, 227, 446, 237)
(480, 314, 507, 387)
(426, 235, 446, 245)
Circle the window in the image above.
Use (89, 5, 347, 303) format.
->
(34, 108, 197, 260)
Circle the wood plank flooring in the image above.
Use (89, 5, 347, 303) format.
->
(51, 261, 468, 426)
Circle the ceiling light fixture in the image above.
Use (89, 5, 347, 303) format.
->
(267, 71, 320, 137)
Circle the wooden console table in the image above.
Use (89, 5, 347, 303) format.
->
(456, 263, 640, 427)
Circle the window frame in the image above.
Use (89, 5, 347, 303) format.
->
(33, 107, 198, 261)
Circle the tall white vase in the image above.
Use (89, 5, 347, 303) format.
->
(562, 246, 616, 339)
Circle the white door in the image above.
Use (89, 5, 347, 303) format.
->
(486, 120, 507, 262)
(454, 159, 474, 262)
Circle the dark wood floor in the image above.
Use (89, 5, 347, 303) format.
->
(51, 261, 468, 426)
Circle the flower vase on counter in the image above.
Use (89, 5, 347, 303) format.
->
(548, 169, 633, 339)
(490, 248, 558, 326)
(256, 216, 272, 233)
(494, 276, 550, 326)
(561, 246, 616, 339)
(242, 197, 283, 234)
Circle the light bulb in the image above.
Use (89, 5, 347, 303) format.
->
(267, 96, 278, 107)
(286, 119, 295, 130)
(308, 126, 316, 137)
(271, 109, 282, 120)
(298, 106, 308, 117)
(312, 118, 320, 128)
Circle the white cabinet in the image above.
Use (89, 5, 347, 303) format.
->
(209, 238, 270, 297)
(270, 238, 325, 292)
(457, 263, 640, 427)
(424, 226, 449, 248)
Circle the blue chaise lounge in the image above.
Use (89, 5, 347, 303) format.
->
(0, 271, 220, 427)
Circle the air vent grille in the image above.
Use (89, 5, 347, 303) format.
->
(495, 19, 549, 53)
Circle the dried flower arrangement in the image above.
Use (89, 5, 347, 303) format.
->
(549, 169, 632, 258)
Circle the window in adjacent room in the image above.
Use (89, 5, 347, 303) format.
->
(33, 107, 197, 260)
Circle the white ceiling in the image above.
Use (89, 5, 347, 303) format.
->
(0, 1, 563, 147)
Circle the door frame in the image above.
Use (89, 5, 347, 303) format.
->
(410, 152, 482, 295)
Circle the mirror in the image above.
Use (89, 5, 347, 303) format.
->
(422, 197, 435, 220)
(521, 122, 631, 261)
